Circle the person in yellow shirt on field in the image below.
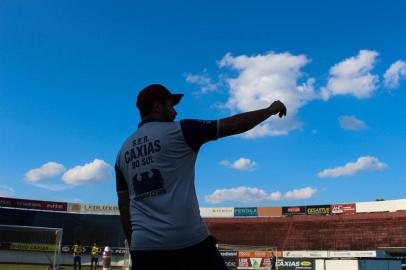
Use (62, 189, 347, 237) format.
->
(72, 241, 82, 270)
(90, 243, 100, 270)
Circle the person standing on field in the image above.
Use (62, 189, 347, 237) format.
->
(270, 252, 276, 270)
(72, 241, 82, 270)
(115, 84, 287, 270)
(90, 243, 99, 270)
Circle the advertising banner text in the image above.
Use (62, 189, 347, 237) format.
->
(234, 207, 258, 217)
(0, 197, 67, 212)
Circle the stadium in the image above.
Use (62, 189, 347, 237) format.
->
(1, 196, 405, 270)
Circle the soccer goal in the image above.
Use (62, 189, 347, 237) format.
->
(0, 224, 63, 269)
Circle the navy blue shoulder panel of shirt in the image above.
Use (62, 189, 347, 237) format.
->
(180, 119, 218, 152)
(115, 164, 128, 192)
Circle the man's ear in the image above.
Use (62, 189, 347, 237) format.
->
(152, 100, 163, 113)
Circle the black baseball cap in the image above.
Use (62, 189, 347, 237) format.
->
(136, 84, 184, 109)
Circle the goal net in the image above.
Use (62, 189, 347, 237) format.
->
(0, 224, 63, 269)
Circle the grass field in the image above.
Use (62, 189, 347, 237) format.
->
(0, 265, 122, 270)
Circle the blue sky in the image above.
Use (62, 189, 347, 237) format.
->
(1, 1, 406, 207)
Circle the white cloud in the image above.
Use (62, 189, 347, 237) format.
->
(321, 50, 379, 100)
(31, 183, 71, 191)
(220, 158, 257, 171)
(283, 187, 317, 200)
(185, 71, 219, 93)
(384, 60, 406, 89)
(62, 159, 113, 185)
(241, 119, 303, 138)
(0, 185, 14, 197)
(318, 156, 388, 178)
(205, 186, 316, 204)
(205, 187, 282, 204)
(219, 52, 316, 137)
(338, 115, 367, 131)
(24, 162, 66, 182)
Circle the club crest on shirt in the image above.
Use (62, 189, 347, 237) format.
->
(133, 169, 166, 201)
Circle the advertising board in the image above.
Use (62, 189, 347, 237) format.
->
(306, 205, 331, 215)
(220, 250, 238, 269)
(61, 245, 126, 255)
(200, 207, 234, 217)
(282, 206, 306, 216)
(67, 203, 119, 215)
(0, 243, 10, 250)
(356, 199, 406, 213)
(283, 251, 328, 258)
(238, 251, 282, 258)
(238, 257, 271, 269)
(325, 259, 358, 270)
(328, 250, 376, 258)
(257, 207, 282, 217)
(234, 207, 258, 217)
(331, 203, 356, 214)
(10, 242, 58, 252)
(0, 197, 67, 212)
(276, 258, 315, 270)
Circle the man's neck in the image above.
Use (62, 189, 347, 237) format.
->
(142, 115, 164, 122)
(138, 115, 168, 127)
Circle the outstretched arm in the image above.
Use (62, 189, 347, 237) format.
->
(218, 100, 287, 138)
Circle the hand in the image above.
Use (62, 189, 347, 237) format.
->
(269, 100, 287, 118)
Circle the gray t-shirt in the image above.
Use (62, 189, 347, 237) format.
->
(115, 119, 218, 251)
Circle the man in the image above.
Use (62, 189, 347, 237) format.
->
(115, 84, 287, 270)
(90, 243, 99, 270)
(72, 241, 82, 270)
(270, 251, 276, 270)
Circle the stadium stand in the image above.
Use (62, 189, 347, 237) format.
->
(206, 211, 406, 250)
(1, 197, 406, 250)
(1, 196, 406, 269)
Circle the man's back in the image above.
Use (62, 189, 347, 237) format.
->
(116, 120, 218, 250)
